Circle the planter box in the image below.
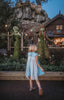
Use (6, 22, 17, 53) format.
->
(0, 71, 64, 81)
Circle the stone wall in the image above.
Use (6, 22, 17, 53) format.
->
(14, 2, 48, 23)
(7, 1, 49, 44)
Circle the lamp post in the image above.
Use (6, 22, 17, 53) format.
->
(21, 30, 28, 51)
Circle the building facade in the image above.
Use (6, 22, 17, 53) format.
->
(44, 13, 64, 47)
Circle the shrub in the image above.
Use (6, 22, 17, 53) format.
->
(37, 33, 50, 61)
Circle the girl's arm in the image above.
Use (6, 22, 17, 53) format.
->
(35, 55, 44, 72)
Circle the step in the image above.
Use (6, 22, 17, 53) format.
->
(0, 71, 64, 80)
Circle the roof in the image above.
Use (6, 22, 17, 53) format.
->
(44, 13, 64, 27)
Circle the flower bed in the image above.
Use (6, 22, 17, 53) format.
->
(0, 63, 64, 71)
(0, 63, 26, 71)
(0, 55, 64, 71)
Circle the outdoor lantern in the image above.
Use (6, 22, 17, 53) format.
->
(25, 33, 28, 36)
(5, 24, 8, 28)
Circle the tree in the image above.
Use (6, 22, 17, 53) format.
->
(12, 26, 21, 59)
(37, 34, 45, 59)
(37, 28, 50, 64)
(0, 0, 13, 30)
(36, 0, 48, 5)
(15, 0, 48, 5)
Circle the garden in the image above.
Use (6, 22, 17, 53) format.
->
(0, 33, 64, 72)
(0, 0, 64, 72)
(0, 53, 64, 72)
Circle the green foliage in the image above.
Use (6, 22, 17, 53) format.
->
(36, 0, 48, 5)
(37, 33, 50, 60)
(0, 56, 27, 71)
(0, 0, 13, 26)
(12, 26, 21, 59)
(42, 64, 64, 72)
(13, 36, 20, 59)
(15, 0, 48, 5)
(0, 62, 64, 71)
(0, 55, 64, 71)
(38, 34, 44, 59)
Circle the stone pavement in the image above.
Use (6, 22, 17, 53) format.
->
(0, 80, 64, 100)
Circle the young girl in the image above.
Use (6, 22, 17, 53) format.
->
(25, 44, 45, 96)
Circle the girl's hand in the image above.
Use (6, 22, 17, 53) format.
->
(41, 68, 44, 72)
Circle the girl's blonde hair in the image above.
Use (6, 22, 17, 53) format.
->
(28, 44, 37, 52)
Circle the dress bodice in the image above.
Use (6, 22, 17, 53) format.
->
(28, 52, 38, 57)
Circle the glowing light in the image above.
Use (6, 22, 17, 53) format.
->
(5, 24, 8, 28)
(25, 33, 28, 36)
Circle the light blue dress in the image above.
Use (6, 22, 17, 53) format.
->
(25, 52, 45, 80)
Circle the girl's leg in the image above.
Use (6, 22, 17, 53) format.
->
(36, 80, 43, 96)
(29, 77, 33, 91)
(35, 80, 41, 89)
(30, 79, 33, 89)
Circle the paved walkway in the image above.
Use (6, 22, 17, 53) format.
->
(0, 81, 64, 100)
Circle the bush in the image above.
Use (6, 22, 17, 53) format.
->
(37, 34, 50, 60)
(0, 54, 64, 72)
(0, 62, 26, 71)
(13, 36, 20, 59)
(41, 64, 64, 72)
(0, 56, 27, 71)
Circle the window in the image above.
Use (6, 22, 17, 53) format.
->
(56, 25, 59, 30)
(60, 25, 63, 30)
(56, 25, 63, 30)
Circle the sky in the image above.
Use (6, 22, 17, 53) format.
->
(42, 0, 64, 19)
(12, 0, 64, 19)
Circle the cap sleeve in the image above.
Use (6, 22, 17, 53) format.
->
(28, 52, 31, 56)
(34, 53, 38, 56)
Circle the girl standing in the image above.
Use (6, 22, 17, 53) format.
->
(25, 44, 45, 96)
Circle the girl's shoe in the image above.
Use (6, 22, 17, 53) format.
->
(39, 88, 43, 96)
(30, 87, 36, 92)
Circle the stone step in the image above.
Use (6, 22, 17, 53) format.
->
(0, 71, 64, 80)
